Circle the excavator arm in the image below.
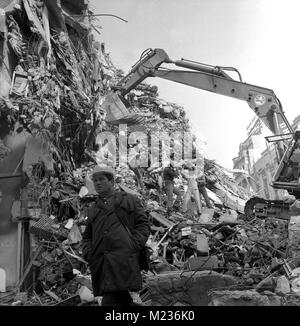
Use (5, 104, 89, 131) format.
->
(102, 48, 300, 197)
(114, 48, 292, 138)
(102, 48, 300, 213)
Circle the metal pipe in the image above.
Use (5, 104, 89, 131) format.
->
(174, 60, 231, 79)
(68, 13, 128, 23)
(0, 174, 23, 180)
(272, 109, 285, 159)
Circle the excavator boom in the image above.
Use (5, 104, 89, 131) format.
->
(114, 48, 292, 137)
(153, 69, 291, 136)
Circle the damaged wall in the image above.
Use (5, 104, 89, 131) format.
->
(0, 0, 107, 290)
(0, 130, 29, 288)
(0, 4, 17, 97)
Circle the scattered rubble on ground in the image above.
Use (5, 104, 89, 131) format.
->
(4, 153, 300, 306)
(1, 1, 300, 307)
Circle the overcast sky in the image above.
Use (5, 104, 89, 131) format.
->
(90, 0, 300, 169)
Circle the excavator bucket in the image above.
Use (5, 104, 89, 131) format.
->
(102, 93, 145, 126)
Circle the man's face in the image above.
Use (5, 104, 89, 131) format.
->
(92, 173, 113, 196)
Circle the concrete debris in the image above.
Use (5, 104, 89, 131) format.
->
(275, 275, 290, 295)
(77, 286, 94, 303)
(0, 268, 5, 293)
(291, 278, 300, 294)
(146, 271, 237, 306)
(256, 276, 277, 293)
(187, 255, 220, 271)
(208, 290, 282, 306)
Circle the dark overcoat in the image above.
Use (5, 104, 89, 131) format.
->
(82, 191, 150, 296)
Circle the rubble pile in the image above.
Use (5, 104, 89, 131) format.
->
(0, 0, 117, 305)
(130, 84, 189, 132)
(1, 1, 299, 307)
(1, 1, 120, 167)
(144, 209, 288, 277)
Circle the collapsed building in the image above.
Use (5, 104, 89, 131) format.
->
(0, 0, 117, 297)
(1, 0, 300, 306)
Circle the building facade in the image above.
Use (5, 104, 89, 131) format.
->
(233, 115, 300, 200)
(0, 0, 91, 290)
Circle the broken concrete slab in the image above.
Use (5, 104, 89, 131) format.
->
(288, 216, 300, 247)
(219, 210, 238, 223)
(205, 188, 223, 205)
(208, 290, 282, 306)
(290, 277, 300, 294)
(198, 208, 214, 223)
(275, 275, 290, 295)
(67, 224, 82, 244)
(77, 285, 94, 303)
(256, 276, 277, 293)
(214, 184, 246, 213)
(146, 270, 237, 306)
(187, 255, 220, 271)
(0, 268, 5, 292)
(196, 233, 209, 254)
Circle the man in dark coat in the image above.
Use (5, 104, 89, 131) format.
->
(82, 165, 150, 306)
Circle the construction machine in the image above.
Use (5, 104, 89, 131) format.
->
(102, 48, 299, 219)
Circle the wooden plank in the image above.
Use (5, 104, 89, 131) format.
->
(119, 184, 140, 197)
(42, 5, 52, 57)
(149, 211, 175, 228)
